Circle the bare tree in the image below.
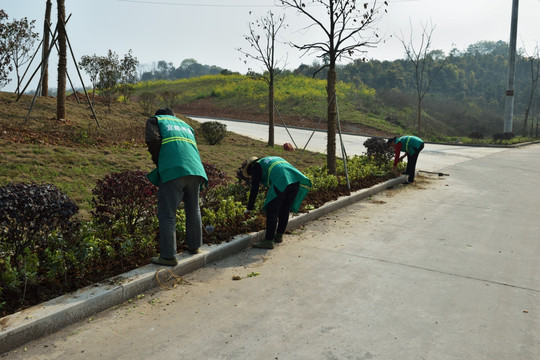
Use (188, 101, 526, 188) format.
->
(238, 11, 287, 147)
(56, 0, 66, 120)
(398, 20, 446, 136)
(522, 45, 540, 137)
(280, 0, 388, 174)
(41, 0, 52, 96)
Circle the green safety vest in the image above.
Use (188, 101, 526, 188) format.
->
(258, 156, 312, 213)
(396, 136, 423, 155)
(147, 115, 208, 187)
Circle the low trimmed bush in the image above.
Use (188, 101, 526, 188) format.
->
(0, 183, 80, 306)
(492, 132, 515, 142)
(363, 137, 394, 166)
(469, 131, 484, 139)
(200, 121, 227, 145)
(0, 183, 79, 262)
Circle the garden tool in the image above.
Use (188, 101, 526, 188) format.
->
(419, 170, 450, 177)
(203, 224, 215, 235)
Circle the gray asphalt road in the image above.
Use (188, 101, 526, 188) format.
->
(6, 127, 540, 359)
(189, 116, 507, 172)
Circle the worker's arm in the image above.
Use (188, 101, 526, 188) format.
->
(145, 116, 161, 166)
(246, 163, 262, 211)
(393, 142, 404, 168)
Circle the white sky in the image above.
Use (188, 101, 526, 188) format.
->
(2, 0, 540, 93)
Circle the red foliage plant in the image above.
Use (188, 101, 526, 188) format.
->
(91, 170, 158, 233)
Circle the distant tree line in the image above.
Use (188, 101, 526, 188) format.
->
(293, 40, 540, 136)
(139, 58, 233, 81)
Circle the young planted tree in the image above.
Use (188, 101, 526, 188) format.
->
(56, 0, 67, 120)
(96, 50, 121, 112)
(78, 53, 101, 104)
(3, 17, 39, 96)
(237, 11, 287, 147)
(79, 49, 138, 110)
(118, 49, 139, 103)
(280, 0, 388, 174)
(398, 20, 446, 135)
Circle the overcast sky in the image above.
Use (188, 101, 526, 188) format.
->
(2, 0, 540, 92)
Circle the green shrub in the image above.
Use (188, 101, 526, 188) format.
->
(200, 121, 227, 145)
(1, 249, 39, 304)
(138, 91, 157, 115)
(160, 90, 179, 108)
(304, 165, 339, 192)
(202, 196, 249, 241)
(339, 156, 385, 182)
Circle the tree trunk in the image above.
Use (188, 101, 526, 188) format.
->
(41, 0, 52, 97)
(327, 67, 337, 174)
(268, 74, 274, 147)
(417, 97, 422, 136)
(56, 0, 66, 120)
(523, 108, 530, 137)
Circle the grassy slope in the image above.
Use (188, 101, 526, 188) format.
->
(0, 91, 326, 219)
(134, 74, 406, 135)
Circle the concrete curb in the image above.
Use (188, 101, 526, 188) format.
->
(0, 175, 406, 354)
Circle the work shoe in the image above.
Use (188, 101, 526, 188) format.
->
(274, 233, 284, 243)
(151, 256, 178, 266)
(187, 247, 201, 255)
(253, 240, 274, 249)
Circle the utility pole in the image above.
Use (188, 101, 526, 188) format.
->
(504, 0, 519, 133)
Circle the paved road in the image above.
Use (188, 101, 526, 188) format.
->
(189, 116, 507, 172)
(6, 121, 540, 359)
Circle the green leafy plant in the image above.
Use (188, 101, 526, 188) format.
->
(160, 90, 179, 108)
(304, 165, 338, 192)
(138, 91, 157, 116)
